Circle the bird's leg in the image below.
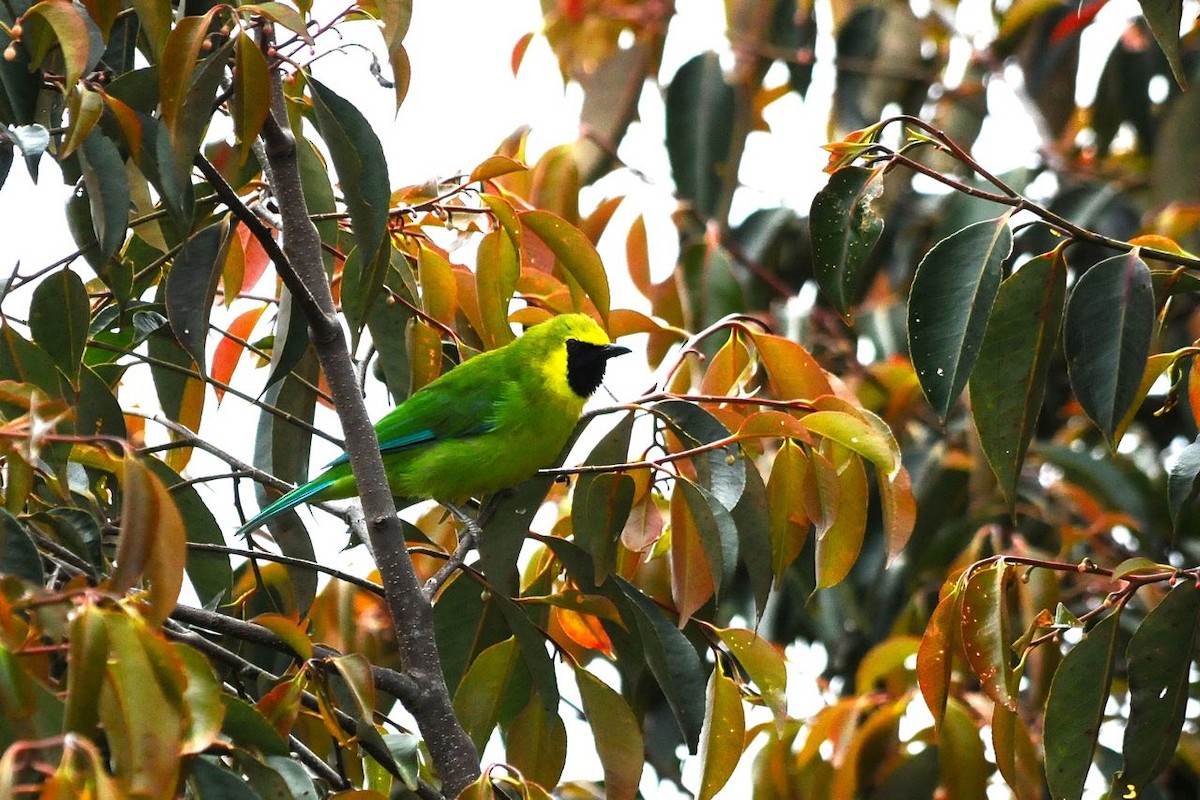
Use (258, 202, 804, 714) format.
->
(421, 501, 483, 600)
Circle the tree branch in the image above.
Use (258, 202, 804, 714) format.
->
(255, 33, 480, 793)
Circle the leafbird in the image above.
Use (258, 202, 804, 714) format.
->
(236, 312, 629, 536)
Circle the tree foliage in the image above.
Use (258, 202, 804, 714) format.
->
(1, 0, 1199, 798)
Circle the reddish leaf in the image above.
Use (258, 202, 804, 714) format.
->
(669, 487, 715, 626)
(917, 583, 962, 731)
(251, 612, 313, 660)
(24, 0, 92, 88)
(212, 306, 265, 403)
(521, 209, 611, 321)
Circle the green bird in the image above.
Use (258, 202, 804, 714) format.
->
(236, 313, 629, 536)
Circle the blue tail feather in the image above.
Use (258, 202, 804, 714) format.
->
(235, 477, 335, 538)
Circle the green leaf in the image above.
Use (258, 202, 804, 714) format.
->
(665, 52, 734, 219)
(908, 216, 1013, 420)
(232, 32, 271, 162)
(144, 458, 231, 607)
(253, 347, 320, 612)
(504, 696, 567, 790)
(29, 268, 89, 381)
(971, 249, 1067, 509)
(959, 563, 1017, 711)
(219, 695, 290, 756)
(574, 665, 644, 800)
(940, 697, 990, 799)
(1167, 437, 1200, 534)
(520, 209, 612, 321)
(190, 757, 264, 799)
(308, 77, 391, 267)
(615, 576, 706, 751)
(574, 412, 636, 583)
(1064, 250, 1154, 447)
(1119, 581, 1200, 792)
(810, 165, 885, 321)
(478, 473, 557, 593)
(452, 637, 525, 753)
(801, 408, 899, 478)
(1138, 0, 1187, 88)
(494, 595, 560, 714)
(575, 472, 636, 585)
(1044, 610, 1121, 800)
(697, 663, 745, 800)
(78, 131, 130, 263)
(0, 509, 44, 584)
(730, 460, 773, 620)
(433, 572, 507, 697)
(128, 0, 172, 60)
(654, 399, 745, 510)
(166, 221, 228, 374)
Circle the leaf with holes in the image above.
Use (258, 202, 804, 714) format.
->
(810, 165, 885, 321)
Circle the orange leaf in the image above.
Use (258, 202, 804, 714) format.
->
(211, 305, 265, 402)
(669, 488, 715, 627)
(748, 330, 833, 400)
(553, 606, 614, 656)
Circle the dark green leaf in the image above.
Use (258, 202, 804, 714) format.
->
(680, 241, 746, 331)
(614, 576, 706, 751)
(29, 268, 89, 380)
(495, 596, 560, 714)
(433, 572, 508, 697)
(730, 459, 773, 620)
(190, 756, 265, 799)
(308, 77, 391, 267)
(262, 291, 312, 393)
(654, 400, 744, 510)
(1138, 0, 1187, 88)
(1064, 251, 1154, 447)
(665, 52, 735, 219)
(971, 249, 1066, 509)
(75, 364, 127, 439)
(1119, 581, 1200, 791)
(78, 131, 130, 263)
(575, 473, 636, 585)
(340, 244, 391, 347)
(166, 221, 228, 373)
(219, 695, 289, 756)
(908, 216, 1012, 420)
(1044, 611, 1121, 800)
(0, 509, 44, 584)
(678, 477, 738, 594)
(253, 347, 320, 612)
(452, 637, 526, 753)
(1167, 437, 1200, 534)
(0, 324, 68, 400)
(478, 474, 557, 594)
(810, 166, 884, 321)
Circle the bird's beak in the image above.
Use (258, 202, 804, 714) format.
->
(603, 344, 632, 359)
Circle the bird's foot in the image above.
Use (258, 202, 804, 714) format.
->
(422, 502, 482, 600)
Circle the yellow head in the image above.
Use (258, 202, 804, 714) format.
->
(519, 313, 630, 400)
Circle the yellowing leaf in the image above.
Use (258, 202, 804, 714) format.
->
(711, 625, 788, 732)
(917, 584, 962, 731)
(697, 664, 746, 800)
(748, 330, 833, 400)
(575, 666, 643, 800)
(110, 457, 186, 625)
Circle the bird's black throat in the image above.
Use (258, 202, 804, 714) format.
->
(566, 339, 630, 398)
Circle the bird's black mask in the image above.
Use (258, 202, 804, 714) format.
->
(566, 339, 631, 398)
